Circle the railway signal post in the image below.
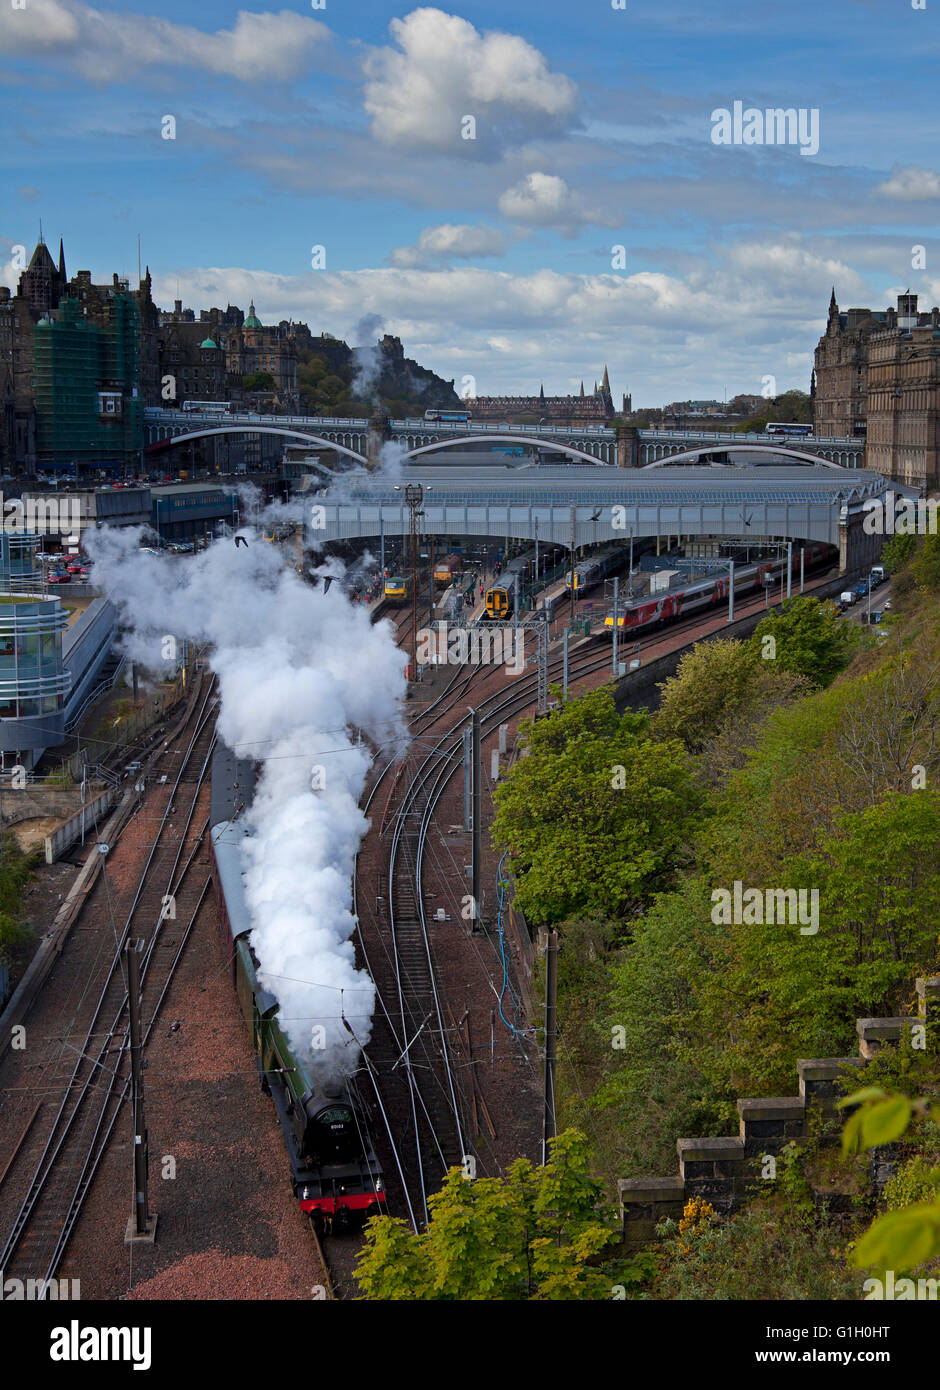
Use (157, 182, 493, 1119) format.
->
(402, 483, 425, 680)
(786, 540, 793, 598)
(470, 706, 481, 932)
(541, 929, 559, 1166)
(728, 559, 735, 623)
(611, 576, 619, 677)
(125, 937, 157, 1244)
(568, 505, 576, 630)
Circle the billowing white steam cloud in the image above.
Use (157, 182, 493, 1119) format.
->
(86, 526, 407, 1080)
(351, 312, 386, 402)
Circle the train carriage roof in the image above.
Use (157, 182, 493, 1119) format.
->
(212, 821, 254, 943)
(210, 739, 257, 830)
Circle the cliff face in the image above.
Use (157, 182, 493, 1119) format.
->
(296, 330, 460, 415)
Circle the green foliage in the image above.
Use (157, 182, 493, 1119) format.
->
(688, 790, 940, 1098)
(648, 1200, 864, 1300)
(883, 1154, 940, 1212)
(491, 687, 698, 923)
(912, 532, 940, 592)
(734, 389, 813, 433)
(241, 370, 275, 391)
(853, 1203, 940, 1271)
(0, 832, 39, 962)
(842, 1091, 913, 1153)
(354, 1131, 622, 1300)
(653, 639, 759, 753)
(840, 1087, 940, 1272)
(653, 637, 810, 762)
(881, 531, 916, 575)
(581, 877, 725, 1178)
(751, 595, 857, 687)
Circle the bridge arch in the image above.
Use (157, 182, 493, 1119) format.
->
(641, 444, 847, 470)
(406, 434, 612, 466)
(145, 425, 368, 465)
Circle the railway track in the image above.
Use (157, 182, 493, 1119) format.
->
(349, 630, 622, 1233)
(0, 677, 219, 1287)
(348, 563, 843, 1238)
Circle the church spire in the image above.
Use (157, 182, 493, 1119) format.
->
(602, 364, 611, 393)
(58, 237, 66, 281)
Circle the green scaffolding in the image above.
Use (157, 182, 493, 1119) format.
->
(33, 292, 143, 471)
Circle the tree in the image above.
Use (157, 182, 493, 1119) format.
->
(241, 370, 275, 392)
(587, 876, 725, 1177)
(912, 532, 940, 592)
(652, 638, 809, 760)
(491, 687, 698, 923)
(653, 640, 759, 753)
(354, 1131, 621, 1300)
(687, 789, 940, 1098)
(751, 595, 856, 687)
(734, 389, 813, 432)
(881, 531, 916, 575)
(0, 833, 38, 963)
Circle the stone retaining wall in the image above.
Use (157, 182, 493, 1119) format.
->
(618, 976, 940, 1249)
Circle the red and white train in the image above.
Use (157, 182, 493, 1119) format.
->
(604, 544, 833, 634)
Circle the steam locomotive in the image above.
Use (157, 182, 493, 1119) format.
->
(209, 741, 386, 1232)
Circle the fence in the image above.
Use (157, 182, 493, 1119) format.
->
(44, 788, 119, 863)
(56, 666, 191, 782)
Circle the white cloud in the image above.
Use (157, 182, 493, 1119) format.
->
(362, 7, 577, 150)
(497, 171, 612, 235)
(153, 235, 878, 406)
(0, 2, 329, 83)
(875, 166, 940, 201)
(390, 222, 507, 267)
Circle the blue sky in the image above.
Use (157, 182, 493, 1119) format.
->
(2, 0, 938, 406)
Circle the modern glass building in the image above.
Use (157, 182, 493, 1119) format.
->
(0, 595, 70, 763)
(0, 533, 42, 591)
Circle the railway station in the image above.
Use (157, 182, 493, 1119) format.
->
(312, 460, 896, 578)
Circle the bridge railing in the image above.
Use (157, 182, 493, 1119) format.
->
(638, 429, 865, 447)
(141, 405, 622, 436)
(393, 418, 615, 437)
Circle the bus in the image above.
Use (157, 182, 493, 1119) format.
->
(181, 400, 232, 415)
(763, 422, 813, 437)
(424, 409, 472, 422)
